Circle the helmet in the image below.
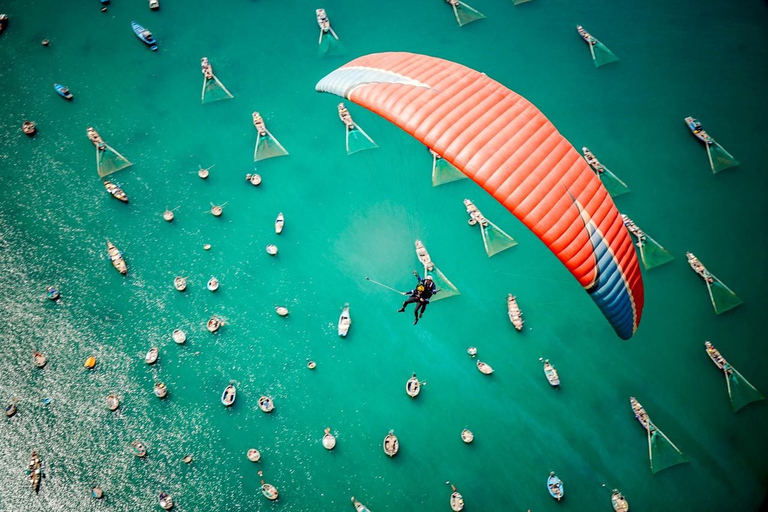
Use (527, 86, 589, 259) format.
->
(424, 275, 433, 281)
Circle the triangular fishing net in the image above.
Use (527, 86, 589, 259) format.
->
(254, 132, 289, 162)
(706, 277, 743, 314)
(708, 143, 739, 173)
(319, 32, 346, 57)
(201, 76, 234, 104)
(346, 126, 378, 155)
(425, 265, 460, 301)
(638, 235, 674, 270)
(96, 145, 132, 178)
(597, 167, 630, 197)
(726, 367, 765, 412)
(649, 427, 689, 474)
(481, 220, 517, 257)
(453, 2, 485, 27)
(512, 0, 533, 5)
(432, 155, 467, 186)
(593, 41, 619, 67)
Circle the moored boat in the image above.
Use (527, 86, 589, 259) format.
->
(131, 21, 157, 51)
(87, 127, 105, 149)
(221, 384, 236, 407)
(611, 489, 629, 512)
(704, 341, 730, 372)
(207, 316, 222, 333)
(33, 351, 46, 368)
(414, 239, 434, 271)
(131, 440, 147, 457)
(172, 329, 186, 344)
(104, 181, 128, 203)
(307, 360, 317, 369)
(247, 448, 261, 462)
(173, 276, 187, 291)
(406, 374, 421, 398)
(54, 83, 73, 100)
(541, 358, 560, 387)
(467, 346, 477, 357)
(685, 117, 714, 145)
(46, 286, 60, 300)
(338, 303, 351, 337)
(383, 430, 399, 457)
(507, 293, 524, 331)
(258, 471, 278, 500)
(145, 347, 158, 365)
(201, 57, 213, 80)
(5, 403, 17, 417)
(0, 14, 8, 35)
(159, 492, 173, 510)
(351, 497, 371, 512)
(246, 173, 262, 186)
(275, 306, 289, 317)
(266, 244, 278, 255)
(91, 486, 104, 499)
(316, 8, 333, 34)
(149, 0, 160, 10)
(547, 472, 564, 501)
(22, 121, 36, 136)
(106, 240, 127, 275)
(446, 482, 464, 512)
(211, 204, 223, 217)
(258, 396, 274, 413)
(629, 396, 653, 432)
(477, 361, 493, 375)
(576, 25, 596, 45)
(28, 451, 42, 493)
(275, 212, 284, 234)
(252, 112, 267, 136)
(322, 427, 336, 450)
(461, 429, 474, 444)
(686, 252, 714, 283)
(207, 277, 219, 292)
(154, 382, 167, 398)
(106, 394, 119, 411)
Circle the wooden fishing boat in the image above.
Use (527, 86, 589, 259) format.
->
(576, 25, 596, 45)
(338, 103, 355, 129)
(28, 451, 42, 493)
(159, 492, 173, 510)
(338, 303, 351, 337)
(87, 127, 105, 149)
(54, 83, 73, 100)
(149, 0, 160, 10)
(581, 146, 605, 173)
(611, 489, 629, 512)
(266, 244, 278, 255)
(106, 394, 119, 411)
(275, 212, 284, 234)
(351, 497, 371, 512)
(207, 316, 221, 333)
(0, 14, 8, 35)
(307, 360, 317, 369)
(211, 205, 223, 217)
(467, 346, 477, 357)
(246, 173, 262, 186)
(477, 361, 493, 375)
(33, 351, 47, 368)
(247, 448, 261, 462)
(145, 347, 158, 365)
(447, 483, 464, 511)
(5, 403, 17, 417)
(322, 427, 336, 450)
(547, 472, 564, 501)
(198, 166, 210, 179)
(252, 112, 267, 136)
(201, 57, 213, 80)
(463, 198, 488, 227)
(414, 239, 434, 271)
(182, 455, 193, 464)
(106, 240, 127, 275)
(154, 382, 167, 398)
(383, 430, 399, 457)
(629, 396, 653, 432)
(173, 276, 187, 291)
(507, 293, 524, 331)
(172, 329, 186, 344)
(84, 356, 96, 369)
(406, 374, 421, 398)
(258, 471, 279, 500)
(686, 252, 714, 283)
(316, 8, 332, 33)
(541, 358, 560, 387)
(22, 121, 36, 136)
(461, 429, 474, 443)
(258, 396, 274, 413)
(131, 440, 147, 457)
(163, 210, 174, 222)
(704, 341, 730, 372)
(104, 181, 128, 203)
(207, 277, 219, 292)
(91, 486, 104, 499)
(131, 21, 158, 51)
(221, 385, 236, 407)
(685, 117, 714, 145)
(46, 286, 60, 300)
(275, 306, 289, 317)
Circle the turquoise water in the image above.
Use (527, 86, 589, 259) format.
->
(1, 0, 768, 510)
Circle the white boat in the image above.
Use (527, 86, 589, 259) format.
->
(467, 347, 477, 357)
(131, 440, 147, 457)
(246, 173, 262, 186)
(477, 361, 493, 375)
(338, 303, 351, 337)
(154, 382, 168, 398)
(159, 492, 173, 510)
(106, 394, 119, 411)
(258, 396, 274, 413)
(414, 239, 434, 271)
(351, 497, 371, 512)
(207, 316, 222, 333)
(383, 430, 399, 457)
(447, 483, 464, 512)
(145, 347, 158, 365)
(211, 204, 223, 217)
(149, 0, 159, 10)
(258, 471, 278, 500)
(686, 252, 714, 283)
(247, 448, 261, 462)
(322, 427, 336, 450)
(106, 240, 127, 275)
(275, 306, 289, 317)
(406, 374, 421, 398)
(173, 276, 187, 291)
(461, 429, 474, 444)
(222, 384, 236, 406)
(611, 489, 629, 512)
(172, 329, 186, 344)
(307, 360, 317, 370)
(275, 213, 284, 234)
(266, 244, 278, 255)
(705, 341, 729, 372)
(507, 294, 524, 331)
(207, 277, 219, 292)
(541, 358, 560, 387)
(33, 351, 46, 368)
(163, 210, 174, 222)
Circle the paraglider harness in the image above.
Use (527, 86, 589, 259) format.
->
(408, 272, 437, 302)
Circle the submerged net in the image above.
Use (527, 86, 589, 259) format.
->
(638, 235, 674, 270)
(706, 277, 743, 314)
(648, 427, 689, 474)
(201, 76, 234, 104)
(432, 155, 467, 186)
(512, 0, 533, 5)
(481, 220, 517, 257)
(254, 131, 289, 162)
(593, 41, 619, 67)
(708, 143, 739, 173)
(96, 146, 132, 178)
(319, 31, 346, 57)
(453, 2, 485, 27)
(725, 367, 765, 412)
(426, 265, 460, 301)
(598, 168, 630, 197)
(346, 125, 378, 155)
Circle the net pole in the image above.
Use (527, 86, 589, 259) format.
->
(201, 78, 207, 103)
(647, 425, 654, 473)
(590, 43, 596, 62)
(345, 125, 351, 154)
(706, 144, 715, 172)
(453, 4, 462, 25)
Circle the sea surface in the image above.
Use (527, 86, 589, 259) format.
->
(1, 0, 768, 510)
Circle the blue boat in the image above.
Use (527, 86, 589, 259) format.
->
(54, 83, 73, 100)
(547, 472, 564, 501)
(131, 21, 157, 51)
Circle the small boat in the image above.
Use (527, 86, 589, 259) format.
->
(541, 358, 560, 387)
(322, 427, 336, 450)
(154, 382, 168, 398)
(5, 403, 17, 417)
(131, 440, 147, 457)
(245, 173, 262, 186)
(207, 277, 219, 292)
(258, 396, 274, 413)
(252, 112, 268, 136)
(54, 83, 73, 100)
(104, 181, 128, 203)
(576, 25, 596, 45)
(611, 489, 629, 512)
(149, 0, 159, 10)
(406, 374, 421, 398)
(0, 14, 8, 35)
(414, 239, 434, 271)
(203, 244, 212, 250)
(182, 454, 193, 464)
(548, 472, 564, 501)
(685, 117, 714, 145)
(507, 294, 524, 331)
(582, 147, 605, 173)
(351, 497, 371, 512)
(258, 471, 278, 500)
(201, 58, 213, 80)
(29, 451, 42, 493)
(86, 126, 106, 150)
(467, 347, 477, 357)
(307, 360, 317, 370)
(172, 329, 186, 344)
(106, 240, 127, 275)
(266, 244, 278, 255)
(686, 252, 714, 283)
(461, 429, 474, 444)
(629, 396, 653, 432)
(447, 482, 464, 512)
(84, 356, 96, 369)
(705, 341, 729, 372)
(106, 394, 119, 411)
(173, 276, 187, 291)
(275, 212, 284, 234)
(145, 347, 158, 365)
(91, 486, 104, 499)
(207, 316, 221, 333)
(338, 303, 351, 337)
(477, 361, 493, 375)
(46, 286, 60, 300)
(247, 449, 261, 462)
(275, 306, 289, 317)
(383, 430, 399, 457)
(131, 21, 157, 51)
(159, 492, 173, 510)
(221, 384, 236, 407)
(211, 204, 223, 217)
(316, 8, 333, 34)
(163, 209, 174, 222)
(198, 167, 209, 179)
(22, 121, 36, 136)
(33, 351, 46, 368)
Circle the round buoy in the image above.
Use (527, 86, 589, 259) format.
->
(163, 210, 174, 222)
(307, 360, 316, 370)
(211, 205, 223, 217)
(266, 244, 278, 255)
(41, 39, 50, 47)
